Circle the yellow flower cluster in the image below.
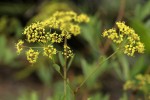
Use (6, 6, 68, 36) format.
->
(23, 22, 46, 43)
(75, 14, 90, 23)
(26, 48, 39, 64)
(43, 45, 57, 59)
(16, 11, 89, 64)
(50, 32, 63, 43)
(42, 11, 89, 39)
(103, 28, 123, 44)
(23, 11, 89, 43)
(16, 40, 24, 54)
(124, 74, 150, 91)
(123, 80, 135, 90)
(102, 21, 144, 56)
(62, 45, 73, 58)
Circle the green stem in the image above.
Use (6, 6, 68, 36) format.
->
(64, 37, 67, 100)
(52, 57, 74, 96)
(23, 46, 44, 48)
(75, 49, 119, 93)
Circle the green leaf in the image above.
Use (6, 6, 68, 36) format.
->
(37, 62, 52, 85)
(141, 4, 150, 20)
(4, 48, 16, 64)
(14, 66, 35, 80)
(58, 52, 65, 67)
(10, 18, 23, 38)
(53, 64, 61, 73)
(112, 44, 129, 80)
(119, 93, 128, 100)
(135, 1, 150, 21)
(117, 52, 129, 81)
(89, 93, 109, 100)
(81, 57, 108, 88)
(17, 91, 29, 100)
(0, 16, 8, 33)
(130, 56, 145, 78)
(67, 54, 75, 70)
(112, 61, 123, 80)
(30, 91, 38, 100)
(81, 16, 101, 50)
(66, 84, 73, 100)
(0, 3, 32, 15)
(53, 81, 64, 100)
(87, 98, 91, 100)
(0, 35, 6, 60)
(130, 19, 150, 53)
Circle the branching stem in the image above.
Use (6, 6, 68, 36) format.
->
(75, 49, 119, 93)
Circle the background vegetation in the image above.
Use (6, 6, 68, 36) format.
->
(0, 0, 150, 100)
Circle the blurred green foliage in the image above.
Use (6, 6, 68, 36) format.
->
(0, 0, 150, 100)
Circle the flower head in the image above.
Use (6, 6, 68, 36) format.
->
(69, 25, 80, 36)
(102, 21, 144, 56)
(16, 11, 89, 64)
(124, 74, 150, 92)
(123, 80, 135, 90)
(62, 45, 73, 58)
(50, 32, 63, 43)
(26, 48, 39, 64)
(75, 14, 90, 23)
(43, 45, 57, 59)
(16, 40, 24, 54)
(23, 22, 47, 43)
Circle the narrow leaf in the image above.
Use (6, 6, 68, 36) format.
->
(53, 64, 60, 73)
(130, 56, 145, 78)
(0, 35, 6, 60)
(58, 52, 65, 67)
(67, 54, 75, 70)
(30, 91, 38, 100)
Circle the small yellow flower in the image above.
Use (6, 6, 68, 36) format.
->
(16, 40, 24, 54)
(26, 48, 39, 64)
(116, 21, 131, 35)
(23, 22, 46, 43)
(123, 80, 135, 90)
(16, 11, 89, 64)
(69, 25, 80, 36)
(102, 21, 144, 56)
(50, 32, 63, 43)
(102, 28, 123, 44)
(61, 30, 71, 39)
(43, 45, 57, 59)
(76, 14, 90, 23)
(136, 42, 144, 53)
(124, 44, 136, 56)
(124, 74, 150, 92)
(62, 45, 73, 58)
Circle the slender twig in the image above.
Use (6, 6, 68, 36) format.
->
(23, 46, 44, 48)
(75, 49, 119, 93)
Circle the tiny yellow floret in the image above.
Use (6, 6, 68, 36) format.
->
(16, 11, 89, 64)
(26, 48, 39, 64)
(43, 45, 57, 59)
(102, 21, 145, 56)
(62, 45, 73, 58)
(16, 40, 24, 54)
